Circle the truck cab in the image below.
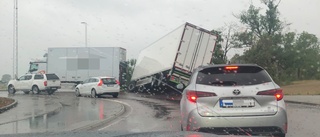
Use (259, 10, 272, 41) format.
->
(29, 61, 47, 74)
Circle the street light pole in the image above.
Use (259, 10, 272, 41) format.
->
(13, 0, 18, 78)
(81, 22, 87, 47)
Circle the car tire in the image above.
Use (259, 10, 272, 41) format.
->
(75, 88, 81, 97)
(112, 93, 119, 98)
(8, 85, 16, 94)
(91, 89, 97, 98)
(23, 91, 30, 94)
(32, 86, 40, 94)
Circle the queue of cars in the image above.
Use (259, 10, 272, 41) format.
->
(7, 73, 120, 98)
(7, 64, 286, 136)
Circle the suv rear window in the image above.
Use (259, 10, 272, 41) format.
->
(196, 66, 272, 86)
(34, 74, 44, 80)
(45, 74, 60, 80)
(101, 78, 117, 84)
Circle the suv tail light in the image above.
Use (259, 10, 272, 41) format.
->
(97, 79, 103, 86)
(186, 90, 217, 103)
(257, 89, 283, 101)
(116, 80, 120, 85)
(44, 81, 47, 86)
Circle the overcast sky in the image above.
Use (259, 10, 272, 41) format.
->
(0, 0, 319, 77)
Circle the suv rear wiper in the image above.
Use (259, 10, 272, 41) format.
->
(209, 81, 237, 86)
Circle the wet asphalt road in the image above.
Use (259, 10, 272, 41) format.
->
(0, 90, 319, 137)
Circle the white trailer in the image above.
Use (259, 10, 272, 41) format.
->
(129, 22, 217, 92)
(28, 47, 127, 85)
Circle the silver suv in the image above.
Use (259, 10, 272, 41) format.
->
(179, 64, 287, 137)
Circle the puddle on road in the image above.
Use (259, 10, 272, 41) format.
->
(135, 100, 175, 119)
(0, 97, 122, 135)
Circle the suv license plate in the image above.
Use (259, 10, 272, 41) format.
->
(220, 99, 255, 108)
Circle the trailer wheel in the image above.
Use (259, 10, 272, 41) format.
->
(128, 81, 136, 92)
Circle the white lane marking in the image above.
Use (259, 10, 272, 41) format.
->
(98, 99, 133, 131)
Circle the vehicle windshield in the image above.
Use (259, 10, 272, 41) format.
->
(197, 66, 272, 86)
(101, 78, 117, 85)
(0, 0, 319, 137)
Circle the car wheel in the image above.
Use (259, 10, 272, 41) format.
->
(75, 88, 81, 97)
(32, 86, 40, 94)
(8, 85, 16, 94)
(91, 89, 97, 98)
(112, 93, 119, 98)
(23, 91, 30, 94)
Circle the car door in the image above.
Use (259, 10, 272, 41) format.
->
(17, 75, 32, 90)
(79, 78, 90, 95)
(24, 75, 33, 90)
(87, 78, 97, 92)
(15, 75, 26, 90)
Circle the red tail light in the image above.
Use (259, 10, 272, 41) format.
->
(225, 66, 238, 70)
(116, 80, 120, 85)
(98, 79, 103, 86)
(257, 89, 283, 101)
(186, 90, 217, 103)
(44, 81, 47, 86)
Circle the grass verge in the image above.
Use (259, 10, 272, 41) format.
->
(282, 80, 320, 95)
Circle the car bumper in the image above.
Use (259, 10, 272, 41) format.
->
(95, 87, 119, 95)
(45, 86, 61, 90)
(184, 108, 287, 135)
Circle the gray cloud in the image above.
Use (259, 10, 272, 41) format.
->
(0, 0, 319, 76)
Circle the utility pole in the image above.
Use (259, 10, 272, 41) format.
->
(13, 0, 18, 78)
(81, 22, 88, 47)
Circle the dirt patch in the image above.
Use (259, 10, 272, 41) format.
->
(0, 97, 14, 108)
(282, 80, 320, 95)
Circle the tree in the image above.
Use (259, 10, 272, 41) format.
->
(126, 59, 137, 85)
(1, 74, 12, 83)
(230, 0, 320, 84)
(210, 30, 225, 64)
(233, 0, 286, 83)
(217, 23, 244, 61)
(230, 54, 242, 64)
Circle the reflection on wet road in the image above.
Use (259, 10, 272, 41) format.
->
(1, 91, 320, 136)
(97, 94, 181, 133)
(286, 103, 320, 137)
(0, 92, 123, 134)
